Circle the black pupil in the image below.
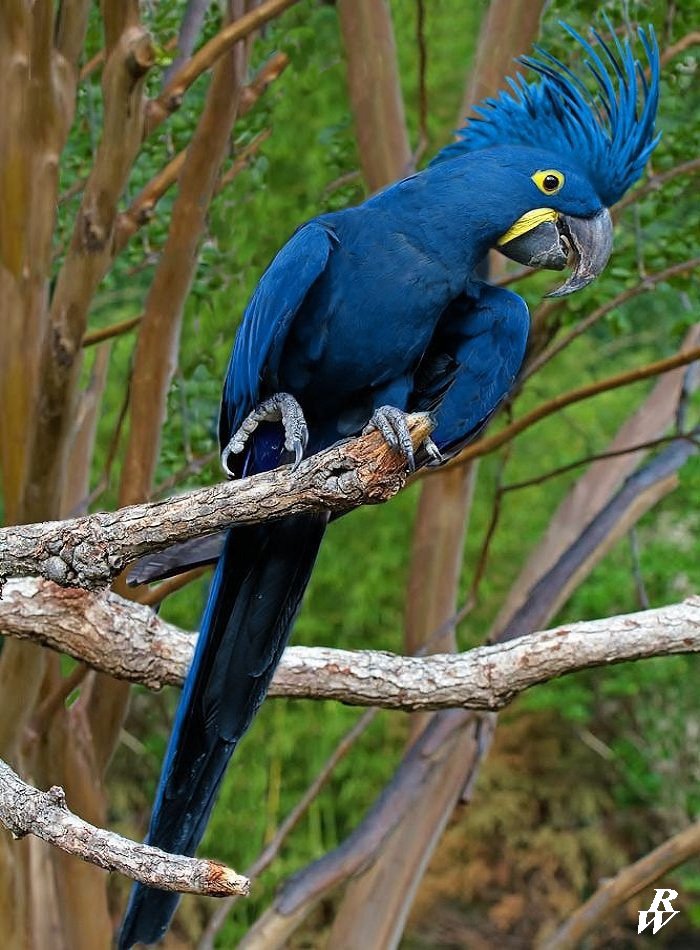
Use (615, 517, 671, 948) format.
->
(543, 174, 559, 191)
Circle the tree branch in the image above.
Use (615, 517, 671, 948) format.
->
(241, 710, 482, 948)
(659, 30, 700, 68)
(542, 820, 700, 950)
(336, 0, 412, 191)
(524, 257, 700, 381)
(162, 0, 212, 86)
(144, 0, 299, 135)
(496, 434, 697, 640)
(0, 415, 433, 589)
(1, 578, 698, 708)
(502, 432, 700, 494)
(615, 156, 700, 212)
(113, 55, 285, 253)
(117, 0, 251, 511)
(200, 707, 378, 949)
(491, 324, 700, 638)
(447, 345, 700, 470)
(215, 128, 272, 194)
(0, 757, 249, 897)
(26, 18, 155, 521)
(81, 314, 142, 348)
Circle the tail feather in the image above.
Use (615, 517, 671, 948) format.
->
(127, 532, 227, 586)
(118, 512, 327, 949)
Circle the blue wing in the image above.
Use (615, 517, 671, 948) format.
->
(416, 284, 530, 457)
(219, 221, 337, 447)
(128, 284, 530, 588)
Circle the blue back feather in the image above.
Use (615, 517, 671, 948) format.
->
(432, 20, 660, 206)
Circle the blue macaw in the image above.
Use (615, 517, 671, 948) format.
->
(120, 23, 659, 947)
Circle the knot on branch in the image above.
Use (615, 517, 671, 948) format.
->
(79, 208, 108, 252)
(47, 785, 68, 810)
(124, 28, 156, 79)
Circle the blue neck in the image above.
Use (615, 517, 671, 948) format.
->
(360, 151, 528, 275)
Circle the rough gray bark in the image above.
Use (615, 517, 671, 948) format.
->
(2, 578, 698, 709)
(0, 758, 249, 897)
(0, 415, 432, 589)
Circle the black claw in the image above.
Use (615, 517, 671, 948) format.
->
(424, 437, 444, 466)
(292, 440, 304, 471)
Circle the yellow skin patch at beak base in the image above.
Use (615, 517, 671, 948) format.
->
(497, 207, 558, 246)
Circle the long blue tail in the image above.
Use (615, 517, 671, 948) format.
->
(118, 512, 327, 948)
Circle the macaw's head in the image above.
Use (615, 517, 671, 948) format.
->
(434, 21, 660, 296)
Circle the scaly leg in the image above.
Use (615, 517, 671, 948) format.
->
(221, 393, 309, 474)
(363, 406, 443, 473)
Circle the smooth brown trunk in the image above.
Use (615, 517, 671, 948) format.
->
(337, 0, 412, 192)
(329, 4, 546, 945)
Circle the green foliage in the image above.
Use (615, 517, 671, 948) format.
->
(56, 0, 699, 943)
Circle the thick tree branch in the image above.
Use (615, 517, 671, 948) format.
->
(337, 0, 411, 190)
(1, 579, 698, 708)
(0, 758, 249, 897)
(0, 415, 432, 589)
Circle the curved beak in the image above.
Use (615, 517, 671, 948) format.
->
(498, 208, 613, 297)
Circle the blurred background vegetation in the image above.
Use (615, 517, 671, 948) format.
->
(7, 0, 700, 945)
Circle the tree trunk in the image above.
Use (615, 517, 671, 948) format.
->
(328, 3, 546, 945)
(337, 0, 411, 192)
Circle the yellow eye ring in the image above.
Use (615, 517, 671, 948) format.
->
(532, 169, 565, 195)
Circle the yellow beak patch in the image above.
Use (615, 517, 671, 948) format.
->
(498, 207, 559, 246)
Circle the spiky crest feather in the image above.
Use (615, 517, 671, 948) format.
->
(432, 21, 660, 207)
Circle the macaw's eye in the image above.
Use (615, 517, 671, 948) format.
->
(532, 169, 565, 195)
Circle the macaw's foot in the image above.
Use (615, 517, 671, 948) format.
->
(221, 393, 309, 475)
(363, 406, 442, 473)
